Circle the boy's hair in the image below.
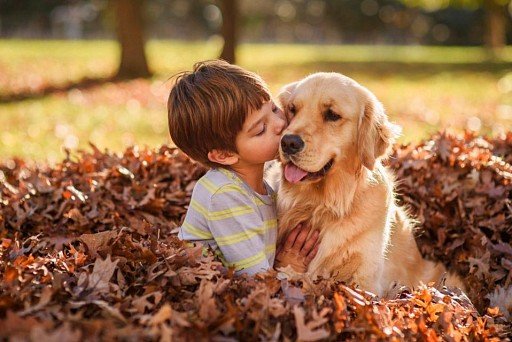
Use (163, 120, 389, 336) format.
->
(167, 60, 271, 167)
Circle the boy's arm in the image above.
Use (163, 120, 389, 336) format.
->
(179, 190, 213, 242)
(207, 190, 272, 275)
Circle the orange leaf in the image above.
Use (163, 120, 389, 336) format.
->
(487, 306, 500, 317)
(3, 266, 18, 284)
(13, 255, 35, 268)
(1, 238, 12, 249)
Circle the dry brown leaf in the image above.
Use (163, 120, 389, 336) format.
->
(293, 305, 330, 341)
(132, 292, 163, 314)
(18, 286, 54, 316)
(148, 304, 173, 326)
(1, 135, 510, 340)
(197, 279, 220, 323)
(29, 322, 82, 342)
(79, 230, 118, 256)
(85, 254, 119, 294)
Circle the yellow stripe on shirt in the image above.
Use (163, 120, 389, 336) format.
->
(199, 178, 246, 195)
(190, 199, 256, 221)
(181, 221, 213, 239)
(230, 251, 267, 271)
(208, 205, 256, 220)
(215, 219, 277, 246)
(189, 199, 209, 217)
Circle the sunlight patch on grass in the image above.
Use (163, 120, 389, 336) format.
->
(2, 95, 171, 165)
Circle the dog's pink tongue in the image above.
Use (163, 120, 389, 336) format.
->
(284, 164, 308, 183)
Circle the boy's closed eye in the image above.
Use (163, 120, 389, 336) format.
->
(256, 123, 267, 136)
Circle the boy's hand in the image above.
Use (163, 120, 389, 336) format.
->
(274, 223, 320, 273)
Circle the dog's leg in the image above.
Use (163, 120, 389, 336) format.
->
(351, 259, 385, 296)
(308, 249, 385, 296)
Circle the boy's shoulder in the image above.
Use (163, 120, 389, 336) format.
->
(194, 168, 248, 198)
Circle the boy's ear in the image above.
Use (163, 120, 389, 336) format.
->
(207, 149, 239, 166)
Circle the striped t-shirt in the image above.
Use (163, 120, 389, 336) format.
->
(178, 167, 277, 275)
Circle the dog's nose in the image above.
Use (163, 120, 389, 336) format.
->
(281, 134, 305, 155)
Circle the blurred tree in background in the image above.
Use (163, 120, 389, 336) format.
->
(219, 0, 238, 63)
(113, 0, 151, 78)
(400, 0, 511, 54)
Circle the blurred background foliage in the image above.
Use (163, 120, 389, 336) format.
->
(2, 0, 511, 47)
(0, 0, 511, 164)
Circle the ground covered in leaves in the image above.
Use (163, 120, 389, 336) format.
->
(0, 131, 511, 341)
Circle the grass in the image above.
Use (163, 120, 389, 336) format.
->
(1, 39, 511, 164)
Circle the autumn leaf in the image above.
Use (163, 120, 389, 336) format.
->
(148, 304, 173, 326)
(0, 311, 41, 338)
(293, 305, 330, 341)
(18, 287, 54, 316)
(29, 322, 82, 342)
(197, 279, 220, 323)
(91, 300, 127, 323)
(132, 292, 163, 314)
(3, 266, 19, 284)
(79, 254, 119, 295)
(0, 133, 510, 340)
(79, 230, 118, 257)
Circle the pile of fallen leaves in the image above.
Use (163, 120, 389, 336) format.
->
(387, 131, 512, 320)
(0, 132, 510, 340)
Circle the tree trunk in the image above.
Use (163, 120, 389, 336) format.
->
(219, 0, 237, 64)
(114, 0, 151, 78)
(483, 0, 507, 56)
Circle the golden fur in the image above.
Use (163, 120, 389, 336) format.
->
(276, 72, 464, 296)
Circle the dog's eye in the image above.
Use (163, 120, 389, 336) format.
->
(289, 104, 296, 116)
(324, 109, 341, 122)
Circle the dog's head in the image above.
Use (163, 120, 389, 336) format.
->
(278, 72, 401, 184)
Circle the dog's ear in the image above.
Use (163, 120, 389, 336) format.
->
(278, 81, 299, 123)
(357, 95, 401, 170)
(277, 81, 299, 109)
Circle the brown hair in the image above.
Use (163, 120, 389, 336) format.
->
(167, 60, 271, 167)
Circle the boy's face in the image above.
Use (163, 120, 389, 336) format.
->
(235, 100, 287, 165)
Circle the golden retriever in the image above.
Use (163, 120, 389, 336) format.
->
(275, 72, 464, 296)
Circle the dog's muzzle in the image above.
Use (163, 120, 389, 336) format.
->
(281, 134, 304, 155)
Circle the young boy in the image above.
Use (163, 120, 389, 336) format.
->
(167, 60, 319, 275)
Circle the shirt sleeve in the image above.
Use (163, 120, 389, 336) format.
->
(207, 188, 271, 276)
(178, 182, 214, 242)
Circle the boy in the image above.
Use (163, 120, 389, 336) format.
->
(167, 60, 319, 275)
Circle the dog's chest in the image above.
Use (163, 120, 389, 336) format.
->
(278, 201, 347, 242)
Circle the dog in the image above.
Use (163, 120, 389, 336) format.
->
(275, 72, 464, 296)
